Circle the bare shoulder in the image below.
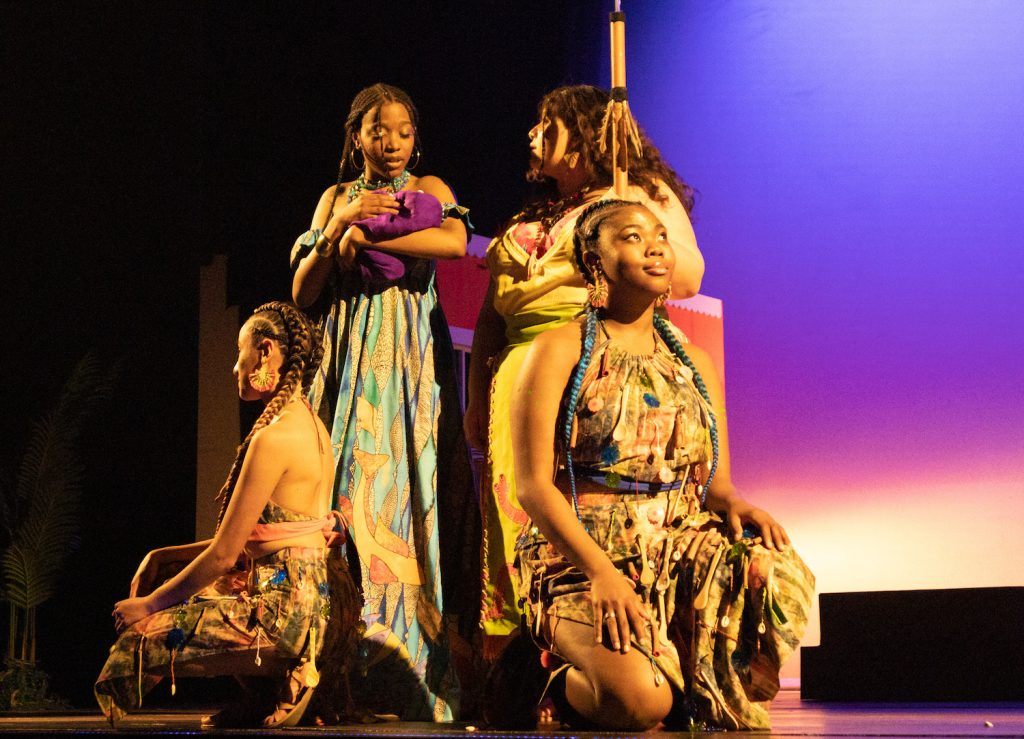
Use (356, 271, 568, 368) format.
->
(249, 420, 291, 454)
(658, 318, 690, 345)
(259, 408, 319, 450)
(321, 182, 351, 203)
(408, 174, 454, 200)
(677, 341, 722, 391)
(523, 320, 585, 385)
(533, 319, 583, 357)
(679, 340, 711, 366)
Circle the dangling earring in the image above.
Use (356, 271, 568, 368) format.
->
(408, 145, 421, 170)
(587, 274, 608, 309)
(567, 151, 580, 169)
(349, 146, 365, 171)
(656, 284, 672, 307)
(249, 365, 278, 393)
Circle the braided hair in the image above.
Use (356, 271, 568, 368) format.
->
(323, 84, 421, 230)
(215, 301, 325, 529)
(515, 85, 696, 230)
(562, 200, 719, 517)
(652, 312, 719, 503)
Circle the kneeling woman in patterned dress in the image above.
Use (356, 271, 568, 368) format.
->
(95, 302, 357, 728)
(509, 200, 815, 731)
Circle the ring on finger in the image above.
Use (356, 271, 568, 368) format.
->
(604, 612, 617, 620)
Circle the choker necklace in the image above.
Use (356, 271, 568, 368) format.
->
(347, 169, 410, 202)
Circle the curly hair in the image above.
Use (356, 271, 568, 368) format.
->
(215, 301, 325, 529)
(515, 85, 695, 228)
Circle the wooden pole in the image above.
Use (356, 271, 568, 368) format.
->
(610, 8, 628, 196)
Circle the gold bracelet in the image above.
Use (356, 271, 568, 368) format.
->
(313, 233, 334, 258)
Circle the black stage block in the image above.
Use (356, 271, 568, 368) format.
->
(801, 587, 1024, 702)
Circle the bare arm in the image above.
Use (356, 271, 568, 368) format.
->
(463, 278, 507, 451)
(293, 186, 344, 308)
(292, 184, 403, 307)
(640, 183, 704, 298)
(684, 343, 789, 551)
(129, 540, 212, 598)
(114, 429, 287, 626)
(512, 324, 649, 651)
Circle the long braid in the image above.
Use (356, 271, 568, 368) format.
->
(652, 312, 719, 504)
(214, 302, 321, 531)
(324, 84, 421, 233)
(560, 198, 638, 522)
(562, 307, 599, 521)
(321, 164, 347, 233)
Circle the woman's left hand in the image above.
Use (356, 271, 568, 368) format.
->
(112, 596, 155, 633)
(722, 498, 790, 552)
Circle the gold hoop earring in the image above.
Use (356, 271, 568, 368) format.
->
(348, 147, 365, 171)
(408, 145, 421, 170)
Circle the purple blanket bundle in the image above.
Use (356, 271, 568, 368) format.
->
(350, 190, 442, 282)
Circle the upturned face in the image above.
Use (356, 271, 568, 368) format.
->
(354, 101, 416, 180)
(591, 204, 675, 300)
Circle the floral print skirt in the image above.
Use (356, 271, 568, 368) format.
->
(514, 491, 815, 730)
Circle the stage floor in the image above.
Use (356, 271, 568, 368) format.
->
(1, 690, 1023, 737)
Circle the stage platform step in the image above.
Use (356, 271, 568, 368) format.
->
(2, 691, 1024, 737)
(802, 587, 1024, 701)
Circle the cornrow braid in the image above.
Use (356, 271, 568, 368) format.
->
(214, 301, 322, 530)
(321, 164, 347, 233)
(652, 312, 719, 504)
(571, 198, 642, 283)
(562, 306, 599, 522)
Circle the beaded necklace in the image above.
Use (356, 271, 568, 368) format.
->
(346, 169, 410, 203)
(538, 187, 592, 232)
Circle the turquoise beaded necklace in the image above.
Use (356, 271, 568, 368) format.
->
(346, 169, 410, 203)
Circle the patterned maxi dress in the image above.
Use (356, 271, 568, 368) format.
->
(514, 332, 816, 730)
(292, 209, 476, 722)
(94, 501, 331, 724)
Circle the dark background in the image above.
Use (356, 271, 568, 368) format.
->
(2, 1, 606, 707)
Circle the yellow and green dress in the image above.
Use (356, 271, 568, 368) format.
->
(480, 203, 589, 638)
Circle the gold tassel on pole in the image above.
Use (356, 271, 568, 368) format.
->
(600, 1, 643, 197)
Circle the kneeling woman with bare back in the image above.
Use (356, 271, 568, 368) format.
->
(508, 201, 815, 731)
(95, 302, 350, 728)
